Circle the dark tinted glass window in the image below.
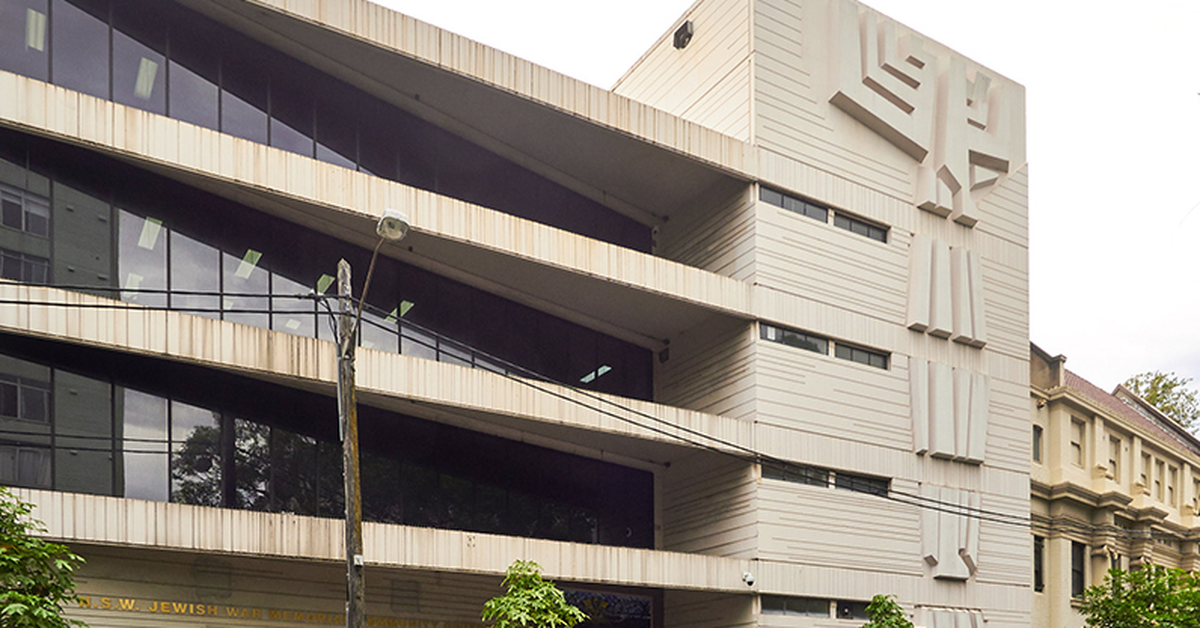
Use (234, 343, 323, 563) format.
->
(834, 343, 889, 370)
(0, 445, 50, 487)
(760, 323, 828, 355)
(1033, 535, 1045, 592)
(118, 209, 166, 307)
(170, 400, 221, 507)
(167, 22, 219, 130)
(0, 379, 15, 417)
(761, 186, 828, 221)
(834, 471, 888, 496)
(763, 462, 829, 487)
(314, 90, 357, 170)
(4, 129, 652, 400)
(762, 596, 829, 617)
(111, 2, 165, 115)
(220, 38, 268, 145)
(2, 0, 650, 251)
(50, 0, 109, 99)
(1, 189, 19, 228)
(759, 186, 783, 208)
(122, 388, 168, 502)
(833, 212, 887, 242)
(221, 249, 269, 329)
(1, 184, 49, 236)
(1071, 541, 1086, 597)
(1, 248, 49, 282)
(0, 375, 48, 422)
(0, 342, 655, 548)
(0, 0, 50, 81)
(169, 231, 221, 319)
(837, 601, 870, 620)
(269, 70, 315, 158)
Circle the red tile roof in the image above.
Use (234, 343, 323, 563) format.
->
(1063, 369, 1200, 457)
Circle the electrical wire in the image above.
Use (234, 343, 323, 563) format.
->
(3, 285, 1196, 542)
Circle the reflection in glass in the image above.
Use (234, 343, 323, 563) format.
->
(170, 401, 220, 506)
(112, 31, 164, 114)
(361, 450, 401, 523)
(401, 325, 437, 361)
(50, 0, 109, 99)
(234, 419, 268, 510)
(0, 445, 51, 488)
(566, 591, 653, 628)
(440, 340, 472, 368)
(315, 96, 356, 169)
(359, 309, 397, 353)
(118, 209, 167, 307)
(222, 250, 269, 329)
(169, 231, 220, 320)
(0, 0, 49, 81)
(271, 428, 319, 514)
(271, 274, 316, 339)
(270, 79, 314, 158)
(167, 30, 219, 132)
(122, 388, 168, 501)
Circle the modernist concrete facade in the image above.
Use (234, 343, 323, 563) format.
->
(1030, 344, 1200, 628)
(0, 0, 1028, 626)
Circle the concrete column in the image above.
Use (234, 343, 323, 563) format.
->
(1045, 536, 1084, 628)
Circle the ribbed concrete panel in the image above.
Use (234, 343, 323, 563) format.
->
(220, 0, 753, 176)
(950, 247, 974, 344)
(967, 245, 990, 348)
(15, 488, 755, 593)
(911, 356, 929, 454)
(954, 369, 973, 460)
(907, 235, 933, 331)
(614, 0, 753, 141)
(928, 362, 955, 458)
(0, 283, 752, 462)
(928, 239, 952, 339)
(966, 372, 990, 464)
(0, 72, 756, 345)
(660, 454, 757, 558)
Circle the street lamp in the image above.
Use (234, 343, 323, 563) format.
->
(338, 208, 410, 628)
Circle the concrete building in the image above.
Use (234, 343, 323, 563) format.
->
(1030, 344, 1200, 628)
(0, 0, 1029, 626)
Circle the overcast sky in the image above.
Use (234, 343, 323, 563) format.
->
(375, 0, 1200, 392)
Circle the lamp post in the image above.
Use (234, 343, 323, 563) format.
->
(338, 208, 410, 628)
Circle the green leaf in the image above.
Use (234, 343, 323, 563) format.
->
(481, 561, 587, 628)
(0, 488, 87, 628)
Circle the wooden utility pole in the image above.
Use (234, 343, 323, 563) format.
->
(337, 259, 365, 628)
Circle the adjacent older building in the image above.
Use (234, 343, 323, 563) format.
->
(0, 0, 1029, 626)
(1030, 344, 1200, 628)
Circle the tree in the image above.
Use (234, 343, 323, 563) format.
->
(1123, 371, 1200, 429)
(0, 487, 87, 628)
(863, 594, 913, 628)
(1080, 565, 1200, 628)
(481, 560, 587, 628)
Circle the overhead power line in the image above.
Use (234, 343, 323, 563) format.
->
(2, 285, 1194, 542)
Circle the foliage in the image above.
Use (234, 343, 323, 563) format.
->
(481, 560, 587, 628)
(1123, 371, 1200, 429)
(0, 487, 87, 628)
(1081, 565, 1200, 628)
(863, 594, 913, 628)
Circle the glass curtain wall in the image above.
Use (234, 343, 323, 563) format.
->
(0, 344, 655, 549)
(0, 0, 650, 251)
(0, 129, 652, 401)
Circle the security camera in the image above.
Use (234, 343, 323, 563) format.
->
(742, 572, 755, 587)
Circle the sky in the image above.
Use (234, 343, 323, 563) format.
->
(375, 0, 1200, 392)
